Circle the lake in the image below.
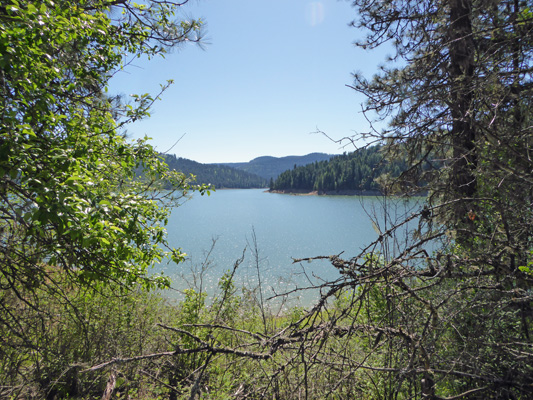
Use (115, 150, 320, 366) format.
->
(160, 189, 422, 305)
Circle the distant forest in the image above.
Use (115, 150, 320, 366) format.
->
(163, 146, 416, 193)
(270, 145, 410, 193)
(220, 153, 333, 180)
(163, 154, 268, 189)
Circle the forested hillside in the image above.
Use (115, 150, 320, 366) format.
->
(270, 145, 410, 193)
(221, 152, 333, 180)
(163, 154, 267, 188)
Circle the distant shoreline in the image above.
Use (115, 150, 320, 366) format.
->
(267, 189, 384, 196)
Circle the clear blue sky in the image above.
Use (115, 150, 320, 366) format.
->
(110, 0, 388, 164)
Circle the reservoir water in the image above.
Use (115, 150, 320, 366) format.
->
(161, 189, 422, 304)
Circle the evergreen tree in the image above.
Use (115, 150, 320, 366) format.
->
(317, 0, 533, 396)
(351, 0, 533, 246)
(263, 2, 533, 398)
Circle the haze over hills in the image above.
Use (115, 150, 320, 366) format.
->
(218, 153, 333, 180)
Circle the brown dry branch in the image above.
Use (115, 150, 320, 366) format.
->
(100, 369, 116, 400)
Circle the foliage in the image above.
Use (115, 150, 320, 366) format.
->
(0, 0, 208, 292)
(296, 0, 533, 397)
(349, 0, 533, 242)
(0, 274, 178, 399)
(0, 0, 209, 395)
(3, 246, 529, 399)
(2, 0, 533, 399)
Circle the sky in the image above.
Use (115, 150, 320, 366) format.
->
(109, 0, 389, 164)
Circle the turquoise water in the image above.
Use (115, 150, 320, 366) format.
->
(160, 189, 421, 304)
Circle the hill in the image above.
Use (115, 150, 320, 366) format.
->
(219, 153, 333, 180)
(163, 155, 268, 189)
(269, 145, 414, 194)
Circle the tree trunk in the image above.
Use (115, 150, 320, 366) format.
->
(448, 0, 477, 228)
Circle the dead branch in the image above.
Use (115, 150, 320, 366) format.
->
(101, 369, 116, 400)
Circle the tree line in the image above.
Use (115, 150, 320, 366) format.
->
(163, 154, 268, 189)
(221, 152, 333, 180)
(269, 145, 412, 193)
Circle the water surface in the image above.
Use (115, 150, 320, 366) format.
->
(161, 189, 421, 304)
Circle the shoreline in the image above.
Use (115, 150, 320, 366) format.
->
(267, 189, 384, 196)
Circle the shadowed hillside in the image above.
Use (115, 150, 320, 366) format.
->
(164, 154, 268, 188)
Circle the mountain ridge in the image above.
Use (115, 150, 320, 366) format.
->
(163, 155, 267, 189)
(217, 153, 333, 180)
(162, 153, 335, 189)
